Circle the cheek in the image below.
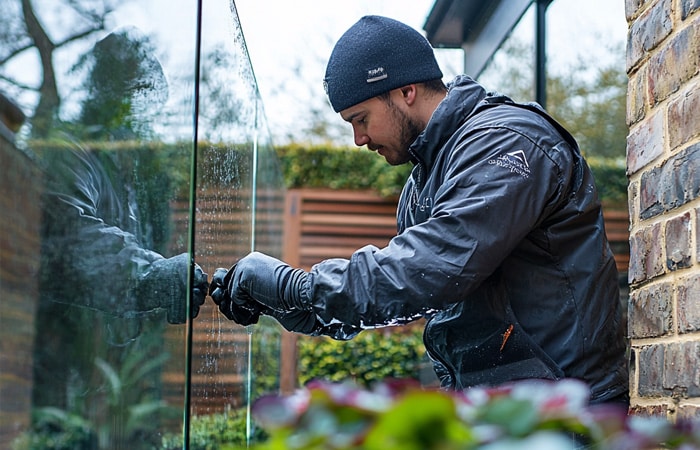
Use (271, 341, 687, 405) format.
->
(367, 119, 393, 143)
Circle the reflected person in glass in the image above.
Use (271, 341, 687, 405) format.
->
(210, 16, 628, 407)
(40, 146, 208, 325)
(33, 29, 208, 414)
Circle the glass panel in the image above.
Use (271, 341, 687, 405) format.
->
(478, 4, 536, 100)
(2, 0, 282, 448)
(190, 1, 284, 446)
(546, 0, 628, 159)
(1, 1, 203, 448)
(475, 0, 627, 160)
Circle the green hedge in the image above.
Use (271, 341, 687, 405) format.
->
(28, 141, 628, 205)
(275, 144, 628, 204)
(297, 327, 426, 388)
(274, 144, 411, 198)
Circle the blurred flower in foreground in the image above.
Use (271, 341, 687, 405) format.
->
(251, 378, 700, 450)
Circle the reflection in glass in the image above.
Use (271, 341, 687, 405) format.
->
(1, 0, 282, 448)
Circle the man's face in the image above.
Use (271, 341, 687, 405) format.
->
(340, 90, 423, 166)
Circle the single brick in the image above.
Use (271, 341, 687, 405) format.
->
(628, 282, 673, 338)
(627, 111, 665, 175)
(629, 230, 645, 283)
(663, 341, 700, 397)
(638, 344, 669, 396)
(628, 180, 639, 225)
(640, 144, 700, 219)
(626, 68, 647, 125)
(668, 84, 700, 150)
(640, 166, 664, 218)
(644, 222, 666, 279)
(629, 403, 671, 418)
(677, 404, 700, 420)
(678, 274, 700, 333)
(665, 212, 692, 270)
(681, 0, 700, 20)
(648, 20, 700, 105)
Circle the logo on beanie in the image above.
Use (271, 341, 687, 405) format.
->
(366, 67, 387, 83)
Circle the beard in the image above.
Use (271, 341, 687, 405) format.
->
(385, 99, 424, 166)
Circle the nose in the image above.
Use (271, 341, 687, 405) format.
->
(353, 128, 369, 147)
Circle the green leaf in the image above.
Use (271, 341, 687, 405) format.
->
(364, 391, 474, 450)
(94, 357, 122, 402)
(478, 397, 540, 438)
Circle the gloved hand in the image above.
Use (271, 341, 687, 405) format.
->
(209, 266, 265, 325)
(209, 252, 313, 328)
(137, 253, 209, 324)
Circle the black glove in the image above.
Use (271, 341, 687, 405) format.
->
(231, 252, 310, 312)
(137, 253, 209, 324)
(210, 252, 315, 329)
(209, 266, 265, 325)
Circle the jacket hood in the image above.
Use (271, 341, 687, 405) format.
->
(408, 75, 488, 168)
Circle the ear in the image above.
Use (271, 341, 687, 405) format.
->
(399, 84, 418, 106)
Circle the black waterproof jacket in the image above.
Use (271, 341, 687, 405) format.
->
(301, 76, 628, 403)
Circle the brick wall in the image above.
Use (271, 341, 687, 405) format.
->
(0, 132, 40, 447)
(626, 0, 700, 418)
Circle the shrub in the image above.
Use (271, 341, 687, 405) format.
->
(274, 144, 411, 198)
(11, 408, 97, 450)
(160, 409, 268, 449)
(297, 327, 426, 388)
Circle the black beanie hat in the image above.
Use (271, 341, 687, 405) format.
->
(323, 15, 443, 113)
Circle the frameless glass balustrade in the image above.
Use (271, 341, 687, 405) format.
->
(0, 0, 283, 448)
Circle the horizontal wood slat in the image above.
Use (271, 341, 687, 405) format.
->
(279, 189, 399, 392)
(283, 189, 398, 269)
(602, 206, 631, 272)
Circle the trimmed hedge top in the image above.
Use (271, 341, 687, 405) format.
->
(274, 144, 412, 198)
(26, 140, 628, 204)
(275, 144, 628, 205)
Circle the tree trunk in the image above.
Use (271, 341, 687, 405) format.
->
(21, 0, 59, 137)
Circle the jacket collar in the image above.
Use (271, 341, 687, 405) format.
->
(407, 75, 488, 169)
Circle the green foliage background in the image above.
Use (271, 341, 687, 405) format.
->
(274, 144, 412, 198)
(297, 327, 427, 388)
(274, 144, 628, 205)
(32, 140, 626, 206)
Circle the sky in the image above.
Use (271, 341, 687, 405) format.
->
(232, 0, 627, 146)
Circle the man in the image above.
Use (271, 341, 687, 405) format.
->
(210, 15, 628, 405)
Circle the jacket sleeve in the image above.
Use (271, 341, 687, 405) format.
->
(305, 110, 581, 334)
